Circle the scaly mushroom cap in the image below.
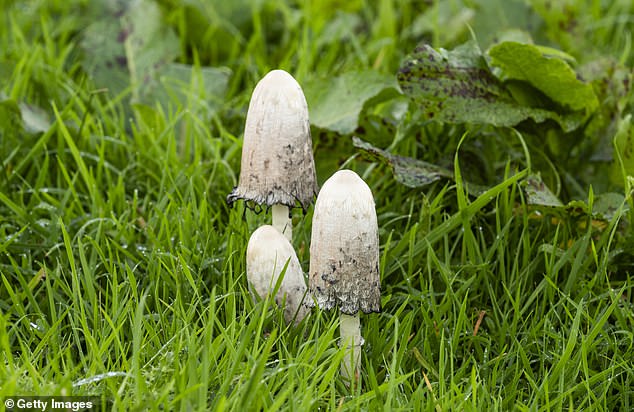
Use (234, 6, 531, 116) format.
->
(309, 170, 381, 315)
(247, 225, 310, 324)
(227, 69, 318, 211)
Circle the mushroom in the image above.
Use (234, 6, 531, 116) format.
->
(309, 169, 381, 382)
(227, 69, 318, 241)
(247, 225, 310, 325)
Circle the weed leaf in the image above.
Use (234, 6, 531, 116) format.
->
(305, 70, 399, 134)
(81, 0, 179, 100)
(522, 174, 563, 207)
(353, 137, 452, 187)
(397, 41, 582, 131)
(80, 0, 229, 112)
(488, 41, 598, 111)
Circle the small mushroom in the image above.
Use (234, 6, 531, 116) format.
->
(227, 69, 318, 241)
(309, 169, 381, 382)
(247, 225, 310, 325)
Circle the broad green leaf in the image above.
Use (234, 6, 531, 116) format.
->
(397, 42, 580, 131)
(488, 41, 598, 111)
(534, 45, 576, 64)
(491, 30, 577, 64)
(81, 0, 230, 112)
(353, 137, 452, 187)
(305, 70, 399, 134)
(81, 0, 179, 101)
(581, 58, 632, 155)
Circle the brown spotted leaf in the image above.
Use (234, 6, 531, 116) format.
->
(522, 174, 563, 207)
(397, 42, 581, 131)
(353, 137, 452, 187)
(353, 137, 492, 196)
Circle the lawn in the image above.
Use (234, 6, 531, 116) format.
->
(1, 0, 633, 410)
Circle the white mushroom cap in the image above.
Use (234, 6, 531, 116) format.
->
(309, 170, 381, 315)
(246, 225, 310, 324)
(227, 69, 318, 211)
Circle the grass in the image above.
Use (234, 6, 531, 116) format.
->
(1, 0, 634, 410)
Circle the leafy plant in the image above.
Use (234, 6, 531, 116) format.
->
(361, 36, 633, 210)
(398, 41, 587, 130)
(80, 0, 230, 117)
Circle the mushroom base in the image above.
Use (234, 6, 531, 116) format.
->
(340, 312, 364, 382)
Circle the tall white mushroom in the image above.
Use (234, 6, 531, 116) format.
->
(247, 225, 310, 325)
(309, 169, 381, 382)
(227, 69, 318, 241)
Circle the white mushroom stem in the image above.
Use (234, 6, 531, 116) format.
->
(340, 312, 363, 382)
(272, 204, 292, 241)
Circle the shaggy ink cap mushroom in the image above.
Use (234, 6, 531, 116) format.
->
(227, 69, 318, 212)
(309, 169, 381, 382)
(246, 225, 310, 325)
(309, 169, 381, 315)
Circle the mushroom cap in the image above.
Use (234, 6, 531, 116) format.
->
(246, 225, 310, 324)
(227, 69, 318, 211)
(309, 169, 381, 315)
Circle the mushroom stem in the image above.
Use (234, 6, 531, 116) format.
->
(340, 312, 363, 382)
(272, 204, 292, 241)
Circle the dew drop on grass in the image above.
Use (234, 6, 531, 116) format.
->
(35, 219, 50, 229)
(29, 321, 44, 332)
